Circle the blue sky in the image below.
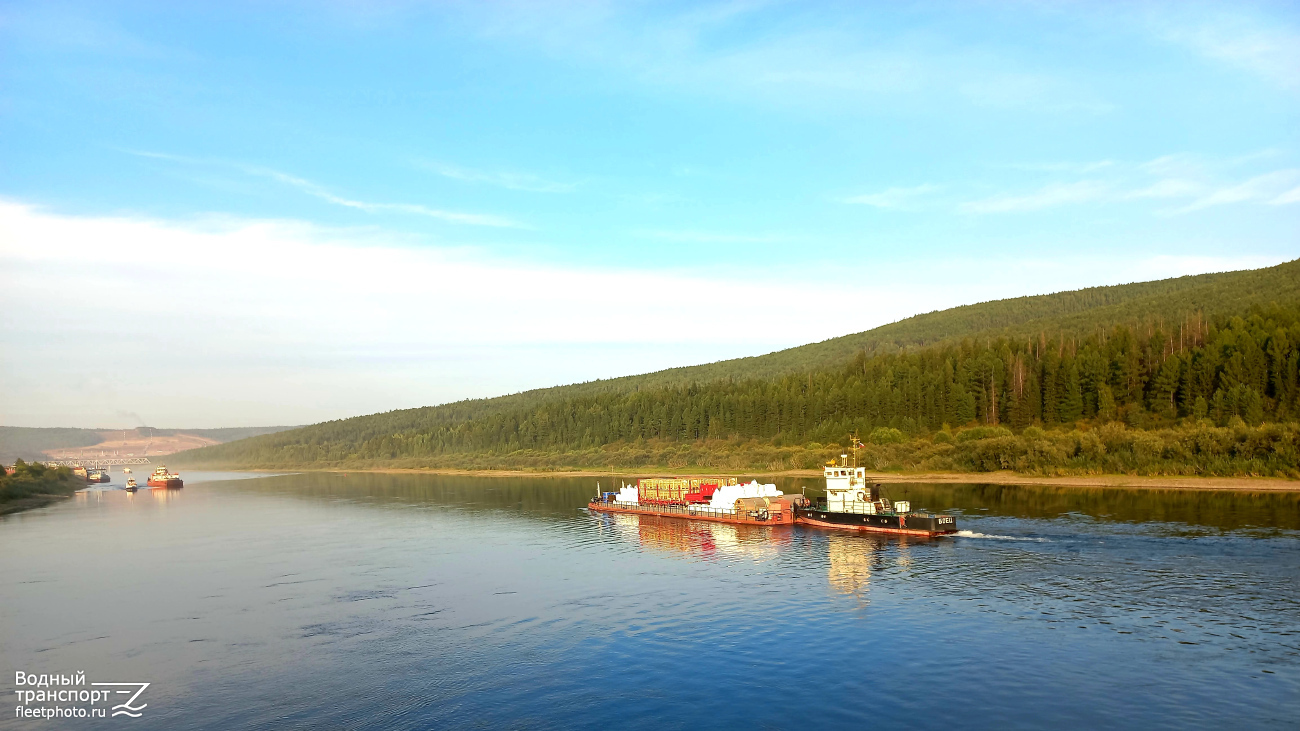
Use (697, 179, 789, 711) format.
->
(1, 1, 1298, 427)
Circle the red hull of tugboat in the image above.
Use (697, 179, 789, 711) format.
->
(588, 501, 797, 526)
(147, 478, 183, 489)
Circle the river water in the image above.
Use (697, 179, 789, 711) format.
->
(2, 472, 1297, 729)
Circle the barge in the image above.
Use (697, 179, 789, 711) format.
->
(588, 477, 807, 526)
(588, 442, 957, 537)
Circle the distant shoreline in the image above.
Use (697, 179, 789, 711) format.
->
(216, 467, 1300, 492)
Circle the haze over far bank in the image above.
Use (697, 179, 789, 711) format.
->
(2, 1, 1297, 428)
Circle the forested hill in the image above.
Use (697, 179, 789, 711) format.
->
(630, 257, 1300, 384)
(175, 259, 1300, 476)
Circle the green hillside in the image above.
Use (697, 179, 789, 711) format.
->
(628, 258, 1300, 383)
(175, 259, 1300, 477)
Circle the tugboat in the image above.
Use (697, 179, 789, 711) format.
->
(796, 442, 957, 537)
(87, 469, 111, 483)
(124, 478, 138, 492)
(146, 465, 183, 489)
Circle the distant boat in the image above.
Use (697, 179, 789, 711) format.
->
(123, 467, 132, 474)
(124, 479, 138, 492)
(87, 470, 111, 483)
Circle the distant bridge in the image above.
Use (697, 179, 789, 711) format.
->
(44, 457, 153, 468)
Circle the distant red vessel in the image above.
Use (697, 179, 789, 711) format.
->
(147, 465, 184, 489)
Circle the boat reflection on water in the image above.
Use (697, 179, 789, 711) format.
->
(599, 511, 793, 560)
(149, 485, 183, 507)
(825, 534, 919, 605)
(826, 534, 877, 602)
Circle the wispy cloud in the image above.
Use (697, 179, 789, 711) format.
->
(122, 149, 197, 164)
(841, 184, 941, 210)
(959, 181, 1109, 214)
(1159, 15, 1300, 90)
(1132, 152, 1300, 212)
(1138, 150, 1281, 177)
(1272, 186, 1300, 205)
(418, 161, 576, 193)
(936, 152, 1300, 215)
(247, 168, 522, 227)
(1172, 169, 1300, 213)
(1127, 178, 1205, 200)
(1002, 160, 1115, 174)
(6, 5, 181, 60)
(465, 2, 1107, 115)
(635, 229, 790, 244)
(959, 74, 1115, 114)
(123, 149, 523, 228)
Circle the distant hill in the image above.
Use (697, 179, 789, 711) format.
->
(134, 426, 301, 443)
(0, 425, 299, 464)
(175, 259, 1300, 474)
(0, 428, 104, 465)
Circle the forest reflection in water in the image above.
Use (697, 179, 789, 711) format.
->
(227, 471, 1300, 532)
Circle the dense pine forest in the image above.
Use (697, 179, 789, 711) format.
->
(177, 260, 1300, 477)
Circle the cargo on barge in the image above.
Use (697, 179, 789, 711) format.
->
(588, 477, 807, 526)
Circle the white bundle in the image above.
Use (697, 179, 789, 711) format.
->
(707, 480, 782, 510)
(616, 485, 639, 504)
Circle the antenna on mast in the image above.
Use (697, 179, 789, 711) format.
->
(848, 432, 864, 469)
